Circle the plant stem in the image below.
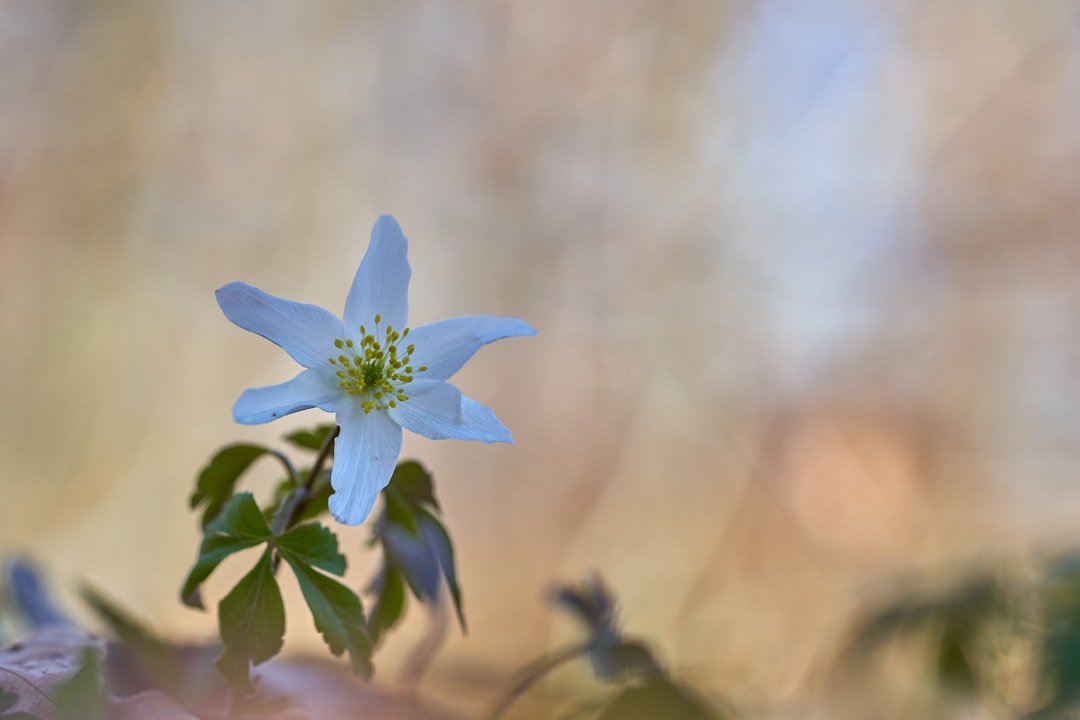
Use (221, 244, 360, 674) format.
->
(485, 642, 590, 720)
(269, 425, 340, 536)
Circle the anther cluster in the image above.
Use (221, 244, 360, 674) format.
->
(328, 314, 427, 413)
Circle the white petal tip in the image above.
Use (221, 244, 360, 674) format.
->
(328, 493, 376, 526)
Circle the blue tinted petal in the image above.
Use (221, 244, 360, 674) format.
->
(328, 405, 403, 525)
(232, 369, 340, 424)
(217, 282, 343, 369)
(388, 380, 513, 443)
(407, 315, 535, 382)
(343, 215, 411, 333)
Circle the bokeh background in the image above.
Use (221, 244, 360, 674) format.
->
(2, 0, 1080, 715)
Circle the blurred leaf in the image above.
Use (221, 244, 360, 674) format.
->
(554, 574, 619, 639)
(282, 424, 337, 453)
(593, 676, 721, 720)
(0, 688, 39, 719)
(386, 461, 438, 510)
(365, 564, 407, 647)
(589, 640, 663, 684)
(275, 523, 346, 576)
(283, 556, 372, 678)
(80, 586, 188, 697)
(190, 444, 270, 527)
(937, 629, 976, 693)
(181, 493, 273, 609)
(215, 549, 285, 692)
(382, 488, 420, 535)
(0, 692, 16, 713)
(53, 646, 106, 720)
(1035, 551, 1080, 715)
(383, 524, 440, 601)
(417, 508, 465, 631)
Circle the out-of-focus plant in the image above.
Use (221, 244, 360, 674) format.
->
(835, 550, 1080, 718)
(487, 574, 727, 720)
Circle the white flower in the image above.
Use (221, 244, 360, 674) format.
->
(216, 215, 535, 525)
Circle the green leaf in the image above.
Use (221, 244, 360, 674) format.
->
(386, 461, 438, 510)
(382, 489, 419, 534)
(275, 523, 346, 576)
(295, 471, 333, 522)
(283, 556, 372, 677)
(215, 549, 285, 690)
(282, 424, 337, 453)
(0, 691, 17, 713)
(366, 564, 408, 647)
(53, 647, 107, 720)
(417, 508, 466, 632)
(190, 444, 270, 527)
(181, 493, 273, 609)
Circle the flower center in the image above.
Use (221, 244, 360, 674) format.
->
(328, 314, 427, 414)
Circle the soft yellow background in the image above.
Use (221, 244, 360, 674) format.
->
(2, 0, 1080, 713)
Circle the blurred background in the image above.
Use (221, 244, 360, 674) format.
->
(2, 0, 1080, 715)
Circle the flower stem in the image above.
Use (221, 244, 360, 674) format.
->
(485, 642, 590, 720)
(270, 424, 340, 536)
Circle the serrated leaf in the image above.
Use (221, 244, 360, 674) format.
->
(190, 444, 270, 527)
(283, 556, 372, 677)
(282, 424, 337, 453)
(365, 564, 407, 647)
(215, 549, 285, 690)
(386, 461, 438, 510)
(418, 509, 466, 632)
(181, 493, 273, 609)
(275, 523, 346, 576)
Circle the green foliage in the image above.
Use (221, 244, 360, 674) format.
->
(282, 556, 373, 677)
(1034, 551, 1080, 717)
(841, 573, 1012, 699)
(183, 427, 471, 691)
(282, 424, 338, 454)
(215, 549, 285, 691)
(275, 523, 346, 575)
(181, 493, 273, 609)
(366, 461, 465, 645)
(190, 444, 271, 528)
(0, 690, 40, 720)
(53, 647, 107, 720)
(552, 575, 662, 683)
(366, 564, 408, 647)
(181, 491, 372, 690)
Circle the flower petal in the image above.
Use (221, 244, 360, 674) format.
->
(388, 380, 514, 443)
(217, 282, 344, 369)
(407, 316, 536, 382)
(343, 215, 411, 333)
(233, 369, 341, 424)
(327, 405, 403, 526)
